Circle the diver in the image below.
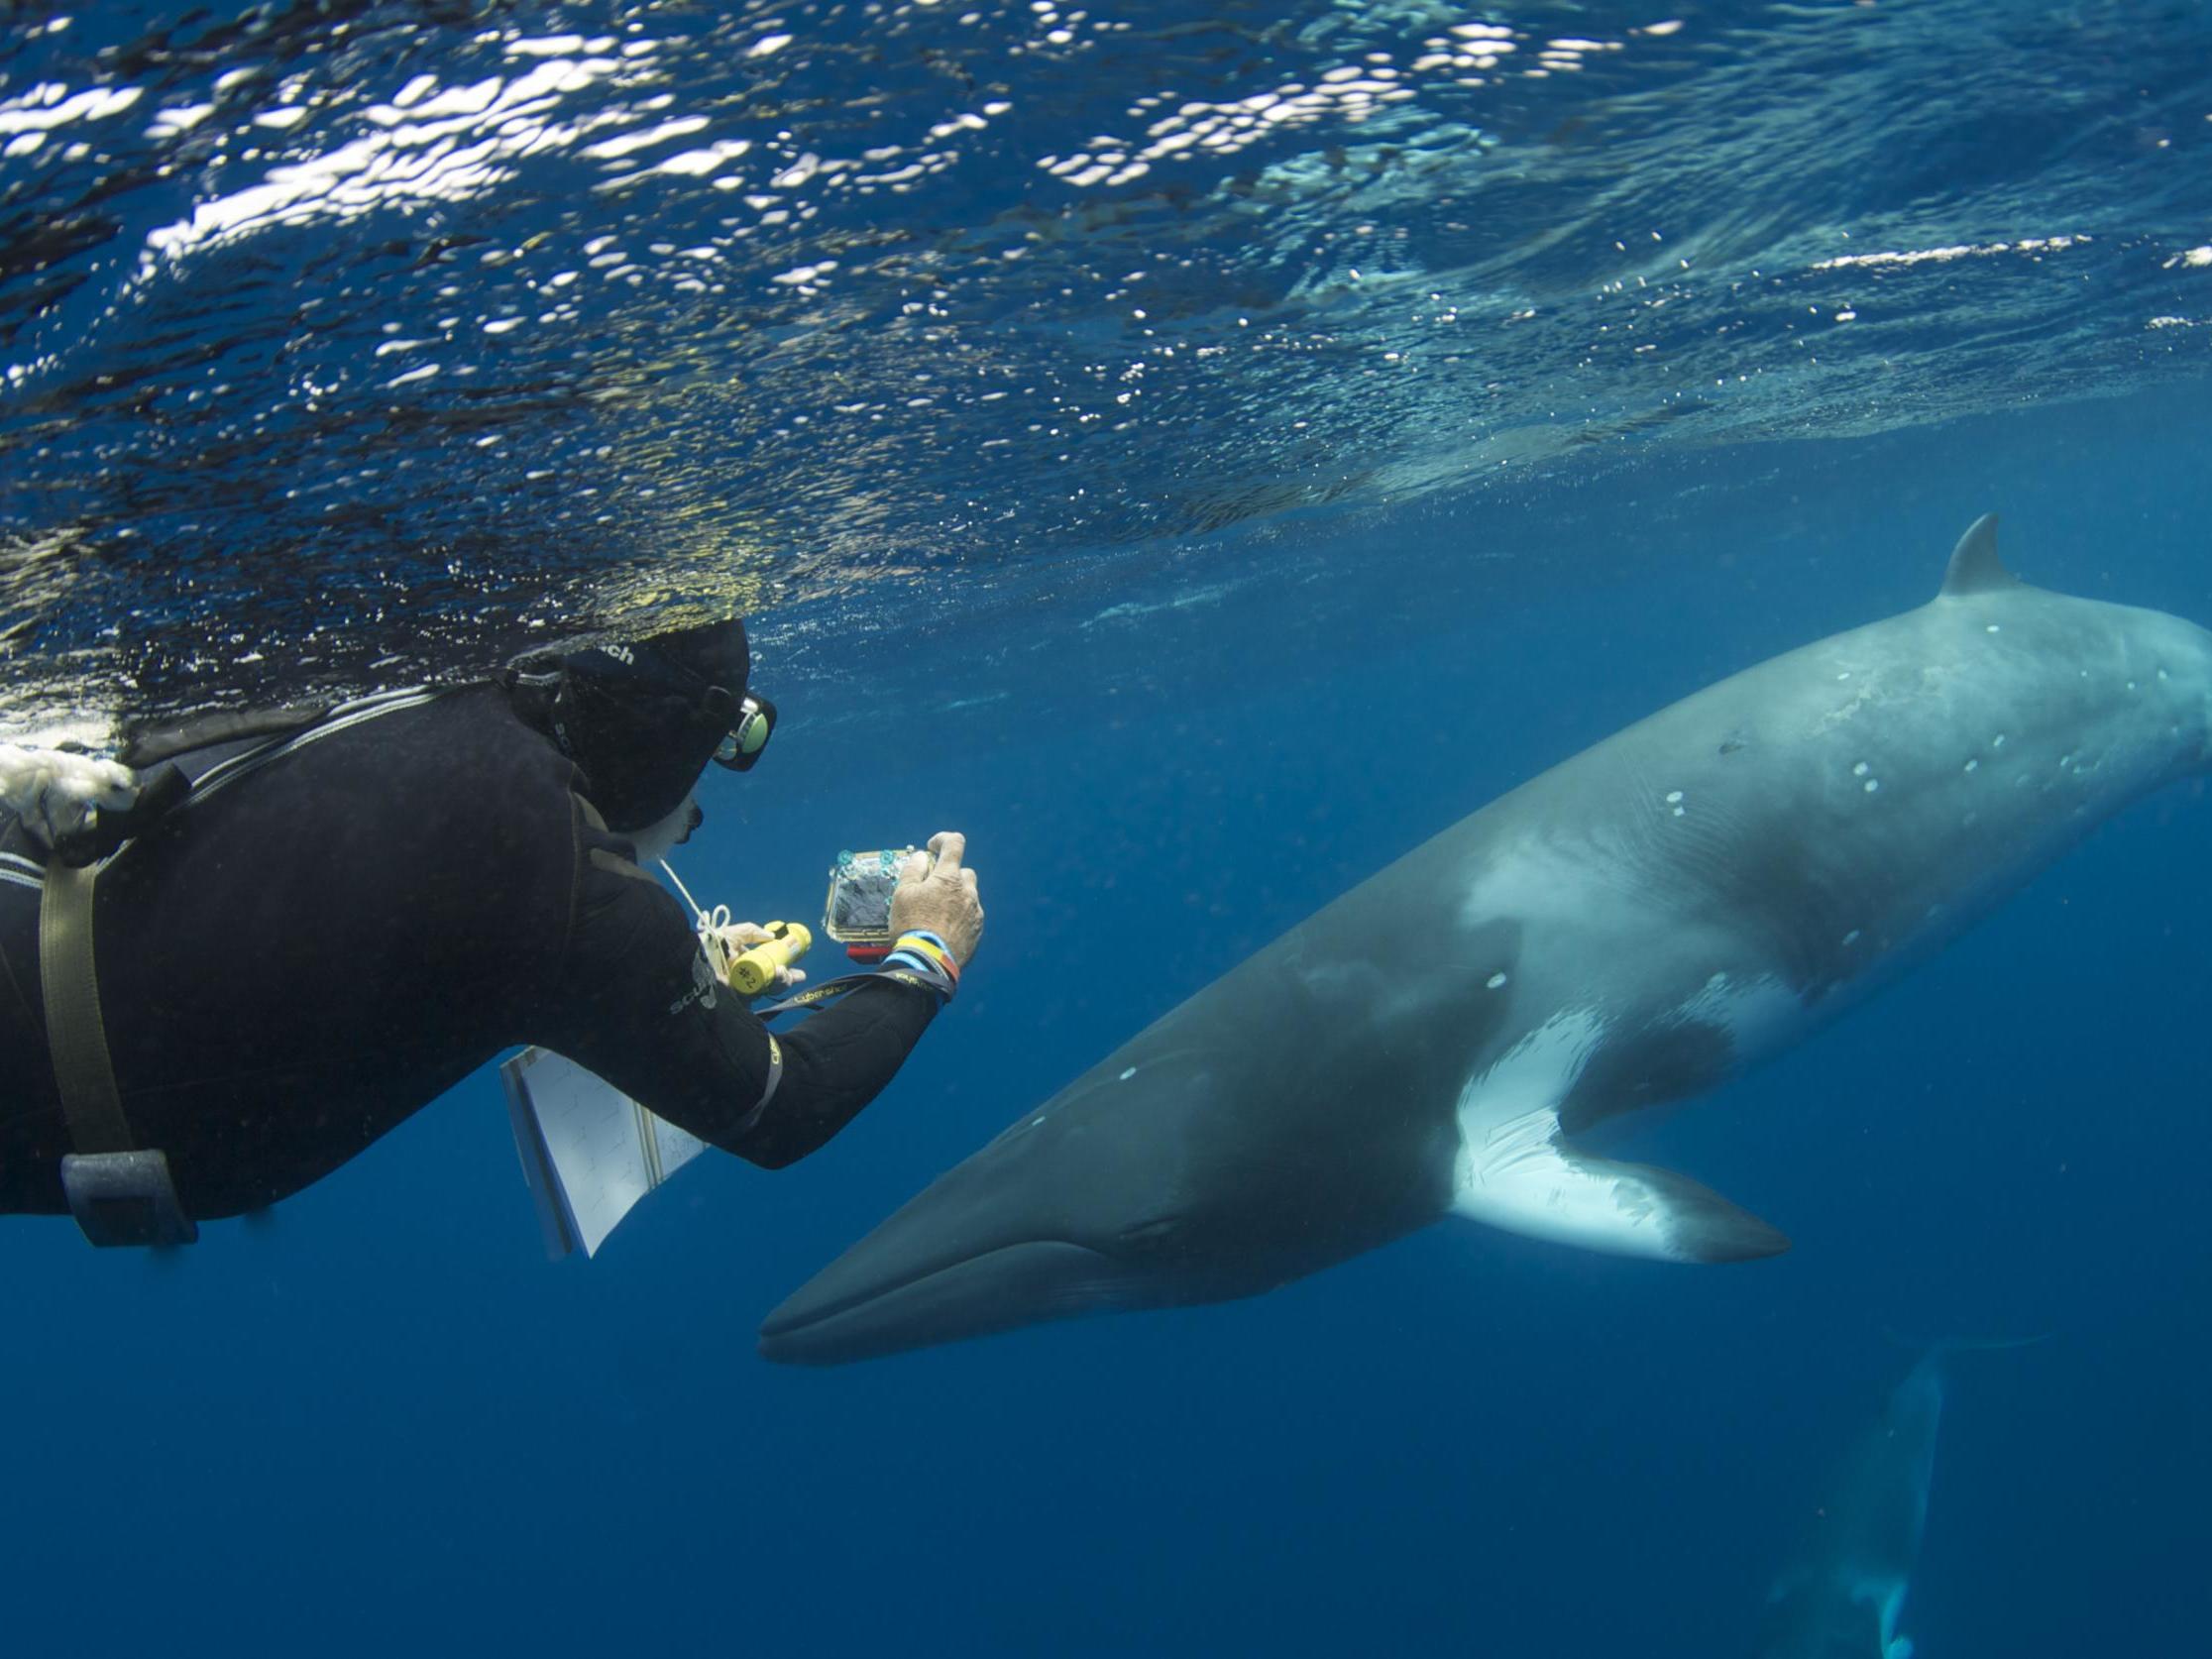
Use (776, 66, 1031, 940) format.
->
(0, 619, 984, 1245)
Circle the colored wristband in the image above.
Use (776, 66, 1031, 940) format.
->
(904, 931, 959, 975)
(882, 930, 960, 1002)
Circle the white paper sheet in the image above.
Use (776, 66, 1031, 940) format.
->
(500, 1047, 709, 1259)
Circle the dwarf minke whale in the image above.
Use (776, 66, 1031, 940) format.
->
(761, 517, 2212, 1364)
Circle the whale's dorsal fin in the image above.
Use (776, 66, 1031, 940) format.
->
(1938, 512, 2016, 599)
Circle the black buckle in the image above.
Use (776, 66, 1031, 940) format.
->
(60, 1151, 199, 1248)
(48, 762, 190, 867)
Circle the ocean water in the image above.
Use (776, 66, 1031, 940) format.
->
(4, 3, 2210, 1654)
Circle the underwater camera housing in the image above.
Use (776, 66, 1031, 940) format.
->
(822, 847, 930, 960)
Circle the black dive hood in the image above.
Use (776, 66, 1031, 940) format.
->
(514, 618, 750, 831)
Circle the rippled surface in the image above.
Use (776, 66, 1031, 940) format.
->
(3, 0, 2209, 717)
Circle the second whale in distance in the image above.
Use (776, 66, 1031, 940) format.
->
(761, 516, 2212, 1364)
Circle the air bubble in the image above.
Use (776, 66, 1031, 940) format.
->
(1486, 972, 1508, 990)
(1852, 761, 1870, 777)
(1119, 1067, 1137, 1080)
(1863, 778, 1879, 793)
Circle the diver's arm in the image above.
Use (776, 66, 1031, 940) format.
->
(728, 976, 941, 1167)
(535, 837, 940, 1167)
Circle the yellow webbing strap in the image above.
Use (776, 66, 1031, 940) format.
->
(38, 859, 135, 1156)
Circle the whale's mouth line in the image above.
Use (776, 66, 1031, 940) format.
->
(760, 1237, 1112, 1340)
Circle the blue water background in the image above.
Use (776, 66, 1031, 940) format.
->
(7, 0, 2212, 1648)
(6, 386, 2209, 1654)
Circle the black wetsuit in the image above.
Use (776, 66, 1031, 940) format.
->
(0, 684, 937, 1221)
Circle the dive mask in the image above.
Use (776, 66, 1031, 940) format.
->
(715, 694, 776, 771)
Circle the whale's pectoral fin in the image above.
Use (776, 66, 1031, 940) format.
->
(1450, 1108, 1791, 1264)
(1873, 1578, 1913, 1659)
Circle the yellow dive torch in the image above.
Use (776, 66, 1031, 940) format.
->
(720, 920, 813, 995)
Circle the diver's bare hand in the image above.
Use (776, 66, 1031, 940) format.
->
(889, 830, 984, 965)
